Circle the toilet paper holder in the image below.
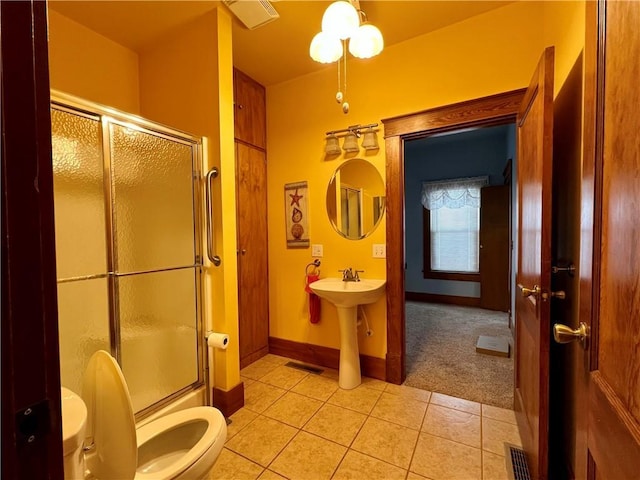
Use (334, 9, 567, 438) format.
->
(204, 331, 229, 408)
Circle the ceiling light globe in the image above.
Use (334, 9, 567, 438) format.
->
(348, 24, 384, 59)
(310, 32, 343, 63)
(322, 1, 360, 40)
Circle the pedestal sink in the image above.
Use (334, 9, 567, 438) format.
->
(309, 278, 386, 389)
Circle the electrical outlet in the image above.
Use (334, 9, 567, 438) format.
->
(372, 244, 386, 258)
(311, 244, 323, 257)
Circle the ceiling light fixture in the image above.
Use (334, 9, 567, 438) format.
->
(309, 1, 384, 114)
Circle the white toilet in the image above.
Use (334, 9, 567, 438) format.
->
(61, 350, 227, 479)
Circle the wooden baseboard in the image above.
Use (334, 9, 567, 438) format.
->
(213, 382, 244, 417)
(385, 352, 403, 385)
(240, 346, 269, 370)
(268, 337, 386, 382)
(405, 291, 481, 307)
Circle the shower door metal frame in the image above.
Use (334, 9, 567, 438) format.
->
(51, 91, 207, 418)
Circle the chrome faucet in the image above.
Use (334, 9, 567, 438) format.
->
(339, 268, 364, 282)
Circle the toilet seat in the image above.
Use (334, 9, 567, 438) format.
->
(136, 407, 226, 479)
(82, 350, 226, 480)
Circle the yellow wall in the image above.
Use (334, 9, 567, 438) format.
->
(542, 0, 586, 97)
(138, 8, 240, 391)
(47, 7, 240, 393)
(48, 10, 140, 113)
(46, 0, 585, 387)
(266, 0, 584, 360)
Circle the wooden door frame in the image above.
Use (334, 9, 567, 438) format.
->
(381, 89, 526, 384)
(1, 0, 64, 477)
(570, 2, 598, 477)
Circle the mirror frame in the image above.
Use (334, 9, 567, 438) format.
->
(326, 158, 386, 240)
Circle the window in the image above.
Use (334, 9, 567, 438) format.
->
(421, 176, 487, 279)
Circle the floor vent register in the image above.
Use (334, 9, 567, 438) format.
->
(284, 361, 323, 374)
(505, 443, 531, 480)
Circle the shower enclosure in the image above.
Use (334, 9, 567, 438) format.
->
(52, 94, 205, 416)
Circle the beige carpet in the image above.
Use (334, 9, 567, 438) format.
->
(404, 301, 514, 409)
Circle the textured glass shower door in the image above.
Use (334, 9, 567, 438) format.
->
(52, 108, 111, 396)
(52, 100, 204, 415)
(109, 122, 201, 412)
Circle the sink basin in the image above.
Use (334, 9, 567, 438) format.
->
(309, 278, 386, 308)
(309, 277, 386, 389)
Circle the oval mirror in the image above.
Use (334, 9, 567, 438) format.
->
(326, 158, 386, 239)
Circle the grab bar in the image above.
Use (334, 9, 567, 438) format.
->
(205, 167, 221, 266)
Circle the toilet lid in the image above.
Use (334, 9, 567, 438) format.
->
(83, 350, 137, 480)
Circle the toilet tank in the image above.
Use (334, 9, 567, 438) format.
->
(61, 387, 87, 480)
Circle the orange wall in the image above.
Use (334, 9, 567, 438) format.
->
(266, 0, 585, 360)
(138, 8, 240, 391)
(543, 0, 586, 97)
(47, 6, 240, 392)
(48, 10, 140, 113)
(46, 0, 586, 379)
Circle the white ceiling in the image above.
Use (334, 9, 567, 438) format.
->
(48, 0, 514, 86)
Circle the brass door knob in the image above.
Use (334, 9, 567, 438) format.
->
(518, 284, 541, 298)
(553, 322, 589, 349)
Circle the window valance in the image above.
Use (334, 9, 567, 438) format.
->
(421, 176, 488, 210)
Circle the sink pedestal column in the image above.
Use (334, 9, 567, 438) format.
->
(336, 306, 361, 389)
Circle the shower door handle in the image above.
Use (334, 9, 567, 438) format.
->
(205, 167, 221, 266)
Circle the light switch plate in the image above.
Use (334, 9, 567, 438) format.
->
(311, 244, 323, 257)
(372, 244, 386, 258)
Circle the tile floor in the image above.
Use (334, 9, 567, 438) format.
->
(208, 354, 522, 480)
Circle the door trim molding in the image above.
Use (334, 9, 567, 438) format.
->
(1, 2, 64, 477)
(381, 89, 526, 384)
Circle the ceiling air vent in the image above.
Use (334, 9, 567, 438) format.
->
(223, 0, 279, 30)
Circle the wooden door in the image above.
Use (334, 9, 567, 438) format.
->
(571, 1, 640, 477)
(236, 142, 270, 369)
(514, 47, 554, 480)
(234, 69, 266, 149)
(480, 185, 510, 312)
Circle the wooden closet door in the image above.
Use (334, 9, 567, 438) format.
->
(479, 185, 510, 312)
(236, 142, 269, 368)
(234, 69, 266, 149)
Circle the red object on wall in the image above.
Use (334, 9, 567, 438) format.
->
(305, 274, 321, 324)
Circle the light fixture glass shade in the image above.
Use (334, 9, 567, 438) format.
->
(325, 135, 341, 155)
(310, 32, 343, 63)
(342, 132, 359, 152)
(361, 128, 379, 150)
(322, 1, 360, 40)
(348, 24, 384, 59)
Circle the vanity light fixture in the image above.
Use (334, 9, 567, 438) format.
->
(361, 127, 379, 150)
(342, 132, 360, 153)
(324, 123, 379, 155)
(325, 134, 342, 155)
(309, 1, 384, 114)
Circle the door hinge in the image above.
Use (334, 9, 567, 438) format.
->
(15, 399, 50, 447)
